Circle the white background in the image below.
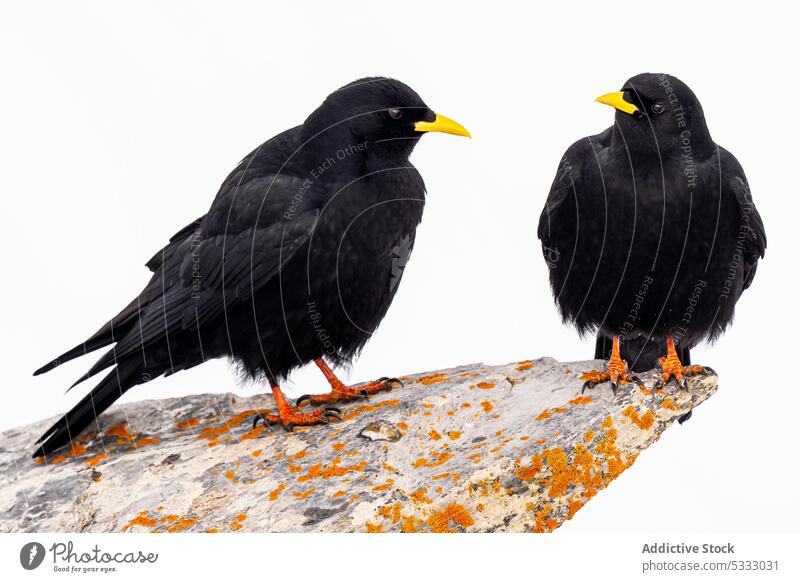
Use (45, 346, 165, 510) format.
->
(1, 0, 798, 538)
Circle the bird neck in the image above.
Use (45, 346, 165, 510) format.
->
(611, 122, 715, 163)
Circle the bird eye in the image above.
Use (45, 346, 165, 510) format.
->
(651, 102, 666, 115)
(388, 107, 403, 120)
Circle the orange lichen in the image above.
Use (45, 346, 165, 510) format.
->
(542, 447, 575, 497)
(197, 425, 227, 447)
(85, 453, 108, 468)
(383, 462, 398, 472)
(176, 418, 200, 430)
(661, 398, 677, 410)
(378, 503, 403, 524)
(268, 483, 286, 501)
(412, 451, 453, 469)
(166, 518, 197, 533)
(225, 470, 236, 480)
(568, 498, 585, 520)
(584, 430, 595, 443)
(64, 443, 87, 457)
(448, 431, 462, 440)
(533, 504, 556, 533)
(514, 454, 543, 480)
(418, 372, 450, 385)
(134, 436, 159, 448)
(332, 490, 347, 498)
(516, 362, 534, 371)
(601, 415, 614, 428)
(251, 449, 262, 457)
(239, 426, 265, 440)
(427, 504, 474, 533)
(410, 488, 433, 504)
(568, 396, 593, 406)
(476, 381, 495, 389)
(365, 522, 384, 533)
(461, 402, 472, 408)
(396, 421, 408, 431)
(341, 399, 400, 421)
(297, 460, 367, 482)
(229, 521, 243, 531)
(622, 405, 655, 430)
(372, 478, 395, 492)
(428, 429, 442, 441)
(401, 515, 421, 533)
(293, 488, 316, 500)
(287, 464, 303, 474)
(535, 406, 569, 421)
(125, 511, 157, 530)
(480, 401, 494, 413)
(106, 423, 134, 443)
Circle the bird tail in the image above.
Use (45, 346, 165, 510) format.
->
(594, 335, 691, 373)
(33, 358, 145, 458)
(33, 296, 142, 377)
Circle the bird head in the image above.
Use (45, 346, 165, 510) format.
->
(301, 77, 470, 161)
(595, 73, 712, 154)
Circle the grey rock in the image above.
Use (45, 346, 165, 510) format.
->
(0, 357, 717, 532)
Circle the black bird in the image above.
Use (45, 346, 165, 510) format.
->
(33, 77, 470, 457)
(538, 73, 765, 393)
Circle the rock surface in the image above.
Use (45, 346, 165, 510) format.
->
(0, 358, 717, 533)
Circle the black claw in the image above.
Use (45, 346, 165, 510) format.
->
(322, 408, 342, 423)
(295, 394, 312, 407)
(385, 377, 404, 389)
(324, 406, 342, 414)
(360, 389, 370, 399)
(653, 380, 663, 391)
(631, 375, 645, 387)
(581, 380, 593, 394)
(252, 413, 269, 429)
(610, 381, 619, 396)
(681, 378, 690, 392)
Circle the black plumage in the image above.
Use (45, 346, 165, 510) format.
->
(538, 73, 766, 381)
(33, 77, 469, 457)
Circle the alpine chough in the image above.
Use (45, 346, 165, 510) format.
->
(33, 77, 470, 457)
(538, 73, 765, 393)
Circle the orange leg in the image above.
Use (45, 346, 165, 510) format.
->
(580, 335, 643, 395)
(296, 359, 402, 407)
(654, 337, 708, 391)
(253, 382, 341, 431)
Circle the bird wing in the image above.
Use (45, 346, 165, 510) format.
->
(93, 168, 323, 370)
(537, 129, 611, 247)
(719, 146, 766, 291)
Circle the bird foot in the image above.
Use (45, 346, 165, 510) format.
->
(653, 359, 709, 392)
(651, 336, 713, 391)
(252, 405, 341, 432)
(580, 358, 643, 395)
(296, 377, 402, 407)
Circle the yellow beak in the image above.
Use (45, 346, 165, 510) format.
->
(415, 113, 471, 138)
(595, 91, 640, 116)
